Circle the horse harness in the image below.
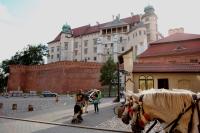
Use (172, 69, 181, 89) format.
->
(130, 94, 200, 133)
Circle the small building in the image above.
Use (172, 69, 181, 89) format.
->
(119, 33, 200, 93)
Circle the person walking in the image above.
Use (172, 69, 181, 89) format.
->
(84, 92, 89, 113)
(92, 92, 99, 113)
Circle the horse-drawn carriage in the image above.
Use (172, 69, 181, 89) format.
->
(118, 89, 200, 133)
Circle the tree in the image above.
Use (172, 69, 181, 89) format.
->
(0, 44, 48, 91)
(99, 57, 117, 97)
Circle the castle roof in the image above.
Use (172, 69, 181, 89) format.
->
(48, 15, 140, 44)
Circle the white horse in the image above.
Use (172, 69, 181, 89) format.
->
(121, 89, 200, 133)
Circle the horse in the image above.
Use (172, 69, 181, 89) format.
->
(120, 89, 200, 133)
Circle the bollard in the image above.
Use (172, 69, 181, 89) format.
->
(12, 104, 17, 110)
(0, 103, 3, 109)
(28, 105, 34, 111)
(55, 95, 59, 103)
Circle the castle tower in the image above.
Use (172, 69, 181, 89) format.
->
(141, 5, 158, 43)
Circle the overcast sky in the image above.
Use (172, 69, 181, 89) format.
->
(0, 0, 200, 62)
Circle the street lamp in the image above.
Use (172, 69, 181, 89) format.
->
(116, 62, 120, 102)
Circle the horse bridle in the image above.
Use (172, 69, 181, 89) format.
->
(131, 94, 200, 133)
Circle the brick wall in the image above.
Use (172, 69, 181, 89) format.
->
(8, 61, 102, 93)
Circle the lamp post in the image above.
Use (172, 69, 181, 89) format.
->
(117, 62, 120, 102)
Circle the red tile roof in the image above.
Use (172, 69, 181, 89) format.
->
(139, 33, 200, 58)
(48, 15, 140, 44)
(151, 33, 200, 44)
(133, 63, 200, 73)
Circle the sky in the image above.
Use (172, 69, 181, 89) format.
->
(0, 0, 200, 62)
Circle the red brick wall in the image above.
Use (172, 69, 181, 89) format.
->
(8, 61, 102, 93)
(138, 53, 200, 64)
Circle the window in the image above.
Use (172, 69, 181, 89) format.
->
(122, 47, 124, 51)
(93, 47, 97, 53)
(133, 34, 134, 39)
(74, 42, 78, 48)
(190, 59, 198, 63)
(144, 30, 146, 35)
(51, 47, 54, 52)
(84, 48, 88, 54)
(145, 23, 150, 29)
(57, 54, 60, 58)
(64, 42, 68, 50)
(105, 44, 107, 47)
(147, 34, 150, 41)
(51, 55, 53, 59)
(120, 37, 123, 43)
(111, 43, 113, 47)
(139, 75, 154, 90)
(57, 46, 60, 52)
(107, 35, 111, 41)
(84, 40, 88, 47)
(140, 42, 143, 46)
(139, 30, 141, 36)
(93, 38, 97, 45)
(139, 76, 146, 90)
(135, 32, 137, 37)
(74, 50, 78, 56)
(94, 57, 97, 61)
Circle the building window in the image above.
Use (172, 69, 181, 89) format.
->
(57, 46, 60, 52)
(84, 40, 88, 47)
(145, 17, 149, 22)
(120, 37, 123, 43)
(51, 47, 54, 52)
(139, 75, 154, 90)
(105, 44, 107, 47)
(107, 35, 111, 41)
(93, 47, 97, 53)
(190, 59, 198, 63)
(84, 48, 88, 55)
(146, 23, 150, 30)
(74, 50, 78, 56)
(74, 42, 78, 48)
(144, 30, 146, 35)
(64, 42, 68, 50)
(94, 57, 97, 61)
(122, 47, 124, 51)
(147, 33, 150, 41)
(93, 38, 97, 45)
(139, 76, 146, 90)
(135, 32, 137, 37)
(57, 54, 60, 59)
(133, 34, 134, 38)
(140, 42, 143, 46)
(139, 30, 141, 36)
(51, 55, 53, 59)
(111, 43, 113, 47)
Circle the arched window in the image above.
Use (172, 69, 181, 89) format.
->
(147, 76, 154, 89)
(139, 75, 154, 90)
(139, 75, 146, 90)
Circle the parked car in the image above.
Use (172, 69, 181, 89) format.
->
(41, 91, 58, 97)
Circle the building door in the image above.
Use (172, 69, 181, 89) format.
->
(158, 79, 169, 89)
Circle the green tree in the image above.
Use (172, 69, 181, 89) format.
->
(0, 44, 48, 91)
(99, 57, 117, 97)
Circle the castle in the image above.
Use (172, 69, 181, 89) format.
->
(47, 5, 161, 63)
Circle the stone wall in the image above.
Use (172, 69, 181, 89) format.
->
(8, 61, 102, 93)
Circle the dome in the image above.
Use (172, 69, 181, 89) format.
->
(144, 5, 155, 13)
(62, 23, 71, 33)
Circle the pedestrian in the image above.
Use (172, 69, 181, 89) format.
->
(84, 92, 89, 113)
(74, 89, 85, 121)
(92, 92, 99, 113)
